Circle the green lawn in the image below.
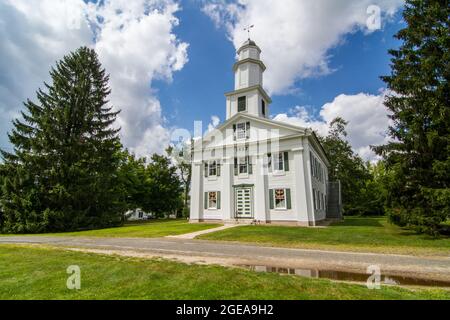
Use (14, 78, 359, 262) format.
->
(1, 219, 221, 238)
(0, 245, 448, 300)
(198, 217, 450, 256)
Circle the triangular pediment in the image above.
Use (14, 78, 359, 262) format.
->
(201, 113, 309, 149)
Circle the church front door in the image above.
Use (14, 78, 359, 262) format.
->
(235, 187, 253, 219)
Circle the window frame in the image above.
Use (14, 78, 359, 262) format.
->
(273, 188, 287, 210)
(208, 160, 217, 177)
(237, 96, 247, 112)
(235, 122, 247, 141)
(238, 156, 248, 175)
(208, 191, 218, 210)
(272, 152, 285, 173)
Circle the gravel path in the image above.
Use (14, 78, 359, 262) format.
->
(1, 236, 449, 281)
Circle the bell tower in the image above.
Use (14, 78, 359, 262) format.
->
(225, 39, 272, 120)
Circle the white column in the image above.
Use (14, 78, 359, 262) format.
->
(222, 158, 233, 221)
(254, 155, 267, 222)
(302, 138, 316, 225)
(293, 149, 309, 223)
(189, 161, 203, 222)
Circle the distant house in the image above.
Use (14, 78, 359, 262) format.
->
(189, 39, 341, 226)
(125, 209, 153, 221)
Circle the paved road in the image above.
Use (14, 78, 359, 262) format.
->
(1, 236, 449, 280)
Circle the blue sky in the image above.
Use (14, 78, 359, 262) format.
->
(0, 0, 405, 160)
(156, 3, 403, 131)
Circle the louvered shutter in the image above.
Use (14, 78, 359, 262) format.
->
(286, 189, 292, 209)
(217, 191, 221, 209)
(284, 151, 289, 171)
(269, 189, 274, 209)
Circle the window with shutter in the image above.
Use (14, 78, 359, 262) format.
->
(238, 156, 248, 174)
(208, 191, 218, 209)
(274, 189, 287, 210)
(208, 161, 217, 176)
(272, 152, 284, 172)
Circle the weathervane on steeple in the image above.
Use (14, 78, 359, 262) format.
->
(244, 25, 254, 40)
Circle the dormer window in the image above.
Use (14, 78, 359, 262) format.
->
(238, 96, 247, 112)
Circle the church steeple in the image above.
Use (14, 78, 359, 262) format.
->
(225, 39, 272, 120)
(234, 40, 265, 90)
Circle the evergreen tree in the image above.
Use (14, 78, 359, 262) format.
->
(0, 47, 124, 233)
(373, 0, 450, 234)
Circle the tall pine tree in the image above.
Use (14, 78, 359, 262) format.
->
(374, 0, 449, 234)
(0, 47, 124, 233)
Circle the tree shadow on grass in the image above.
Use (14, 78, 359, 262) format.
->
(332, 217, 384, 228)
(397, 229, 450, 241)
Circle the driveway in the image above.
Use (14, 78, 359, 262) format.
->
(1, 236, 449, 281)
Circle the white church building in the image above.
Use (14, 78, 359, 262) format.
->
(189, 39, 340, 226)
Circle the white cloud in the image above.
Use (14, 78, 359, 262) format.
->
(207, 115, 221, 132)
(274, 91, 392, 161)
(274, 106, 329, 137)
(0, 0, 93, 153)
(202, 0, 404, 95)
(89, 0, 189, 156)
(0, 0, 188, 157)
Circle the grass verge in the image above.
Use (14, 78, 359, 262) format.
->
(0, 245, 448, 300)
(0, 219, 221, 238)
(198, 217, 450, 256)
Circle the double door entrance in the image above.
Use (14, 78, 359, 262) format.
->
(235, 187, 253, 219)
